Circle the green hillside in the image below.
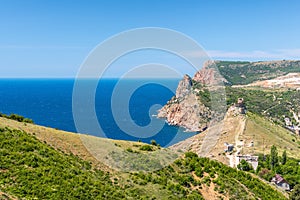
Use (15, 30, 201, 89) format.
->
(0, 127, 129, 199)
(214, 60, 300, 85)
(226, 87, 300, 126)
(193, 81, 300, 127)
(241, 112, 300, 159)
(0, 122, 287, 199)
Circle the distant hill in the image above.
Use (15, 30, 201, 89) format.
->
(214, 60, 300, 85)
(235, 73, 300, 89)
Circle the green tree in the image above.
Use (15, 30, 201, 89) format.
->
(139, 145, 153, 151)
(237, 160, 252, 171)
(290, 184, 300, 200)
(281, 150, 287, 165)
(270, 145, 278, 170)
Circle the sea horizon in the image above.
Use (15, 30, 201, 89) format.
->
(0, 78, 196, 147)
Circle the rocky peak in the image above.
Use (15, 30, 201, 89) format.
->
(193, 61, 228, 86)
(176, 74, 193, 100)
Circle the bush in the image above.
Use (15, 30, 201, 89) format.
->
(139, 145, 153, 151)
(0, 113, 34, 124)
(237, 160, 253, 171)
(290, 184, 300, 200)
(151, 140, 157, 146)
(126, 148, 133, 153)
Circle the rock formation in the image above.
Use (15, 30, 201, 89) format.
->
(175, 74, 193, 100)
(193, 61, 228, 86)
(157, 74, 211, 132)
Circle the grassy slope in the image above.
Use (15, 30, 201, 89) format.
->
(0, 117, 162, 171)
(225, 86, 300, 126)
(0, 117, 104, 168)
(0, 117, 287, 199)
(241, 112, 300, 158)
(0, 125, 182, 199)
(0, 117, 177, 173)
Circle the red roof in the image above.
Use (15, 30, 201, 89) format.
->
(273, 174, 288, 184)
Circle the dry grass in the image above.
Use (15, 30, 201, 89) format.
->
(0, 117, 110, 170)
(0, 117, 177, 172)
(241, 112, 300, 158)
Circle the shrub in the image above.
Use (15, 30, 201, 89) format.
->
(151, 140, 157, 146)
(0, 113, 34, 124)
(139, 145, 153, 151)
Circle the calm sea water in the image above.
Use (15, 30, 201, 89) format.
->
(0, 79, 197, 147)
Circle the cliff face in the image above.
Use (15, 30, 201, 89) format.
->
(175, 74, 193, 100)
(159, 60, 300, 132)
(193, 60, 228, 86)
(157, 74, 210, 132)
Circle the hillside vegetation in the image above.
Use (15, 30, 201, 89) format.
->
(0, 117, 288, 199)
(193, 82, 300, 127)
(240, 112, 300, 158)
(226, 87, 300, 126)
(214, 60, 300, 85)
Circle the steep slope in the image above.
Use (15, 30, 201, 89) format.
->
(0, 117, 176, 172)
(0, 127, 132, 199)
(0, 116, 107, 170)
(225, 86, 300, 128)
(169, 110, 300, 164)
(0, 116, 288, 199)
(159, 60, 300, 144)
(158, 75, 210, 132)
(157, 73, 226, 132)
(241, 112, 300, 158)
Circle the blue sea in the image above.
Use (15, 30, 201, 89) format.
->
(0, 79, 197, 147)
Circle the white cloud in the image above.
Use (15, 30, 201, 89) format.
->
(209, 49, 300, 60)
(188, 49, 300, 61)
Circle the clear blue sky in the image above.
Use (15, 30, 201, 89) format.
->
(0, 0, 300, 77)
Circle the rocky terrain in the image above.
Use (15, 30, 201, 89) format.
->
(158, 59, 300, 168)
(157, 74, 211, 132)
(158, 60, 300, 132)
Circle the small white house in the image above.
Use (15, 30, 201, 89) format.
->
(271, 174, 290, 191)
(224, 143, 234, 152)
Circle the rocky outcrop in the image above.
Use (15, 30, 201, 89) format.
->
(193, 61, 216, 85)
(157, 61, 228, 132)
(157, 74, 211, 132)
(193, 60, 229, 86)
(175, 74, 193, 100)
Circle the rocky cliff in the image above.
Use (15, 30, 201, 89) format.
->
(158, 60, 300, 132)
(193, 60, 228, 86)
(157, 74, 211, 132)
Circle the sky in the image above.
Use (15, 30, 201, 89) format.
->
(0, 0, 300, 78)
